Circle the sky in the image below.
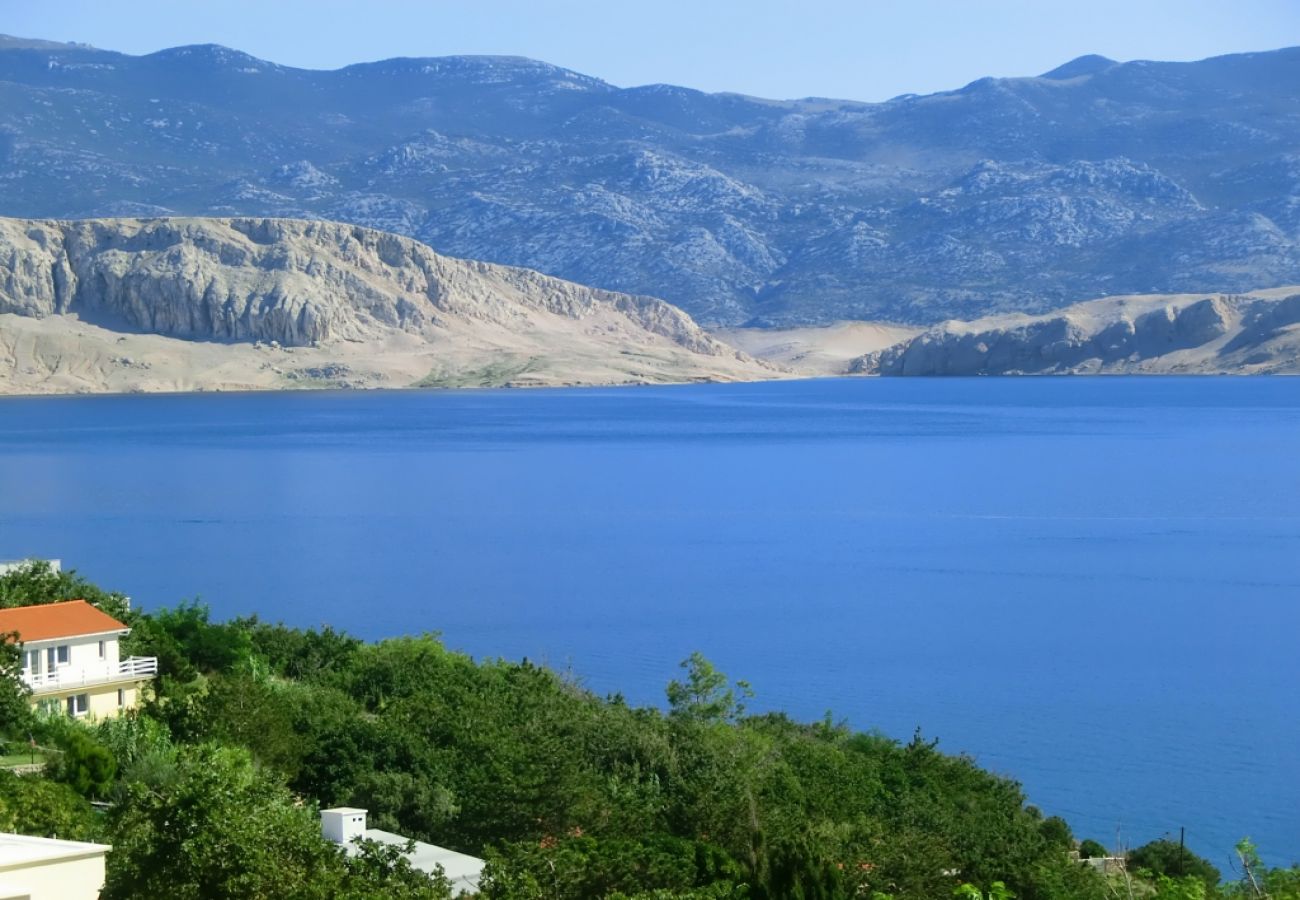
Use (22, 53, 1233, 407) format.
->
(3, 0, 1300, 101)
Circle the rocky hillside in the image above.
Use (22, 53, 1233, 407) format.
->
(0, 216, 770, 394)
(1, 38, 1298, 325)
(850, 288, 1300, 375)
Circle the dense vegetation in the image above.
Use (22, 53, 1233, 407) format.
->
(1, 561, 1297, 899)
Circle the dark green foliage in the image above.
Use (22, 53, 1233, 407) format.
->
(44, 725, 117, 799)
(6, 571, 1286, 900)
(1128, 838, 1221, 891)
(102, 743, 340, 900)
(480, 834, 746, 899)
(140, 631, 1107, 899)
(0, 768, 100, 840)
(1037, 817, 1073, 849)
(240, 616, 362, 680)
(0, 632, 32, 733)
(1077, 839, 1107, 859)
(101, 742, 455, 900)
(125, 600, 252, 678)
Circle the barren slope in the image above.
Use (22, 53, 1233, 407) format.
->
(0, 216, 773, 394)
(850, 287, 1300, 375)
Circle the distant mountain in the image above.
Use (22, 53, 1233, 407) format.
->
(1, 37, 1298, 326)
(0, 216, 768, 393)
(1039, 54, 1118, 80)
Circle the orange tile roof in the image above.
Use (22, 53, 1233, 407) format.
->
(0, 600, 129, 643)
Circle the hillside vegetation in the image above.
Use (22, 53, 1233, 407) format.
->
(1, 562, 1297, 899)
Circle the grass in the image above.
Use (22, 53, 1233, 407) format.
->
(0, 749, 47, 768)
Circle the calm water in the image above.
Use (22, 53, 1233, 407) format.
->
(1, 378, 1297, 864)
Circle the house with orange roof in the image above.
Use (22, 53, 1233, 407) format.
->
(0, 601, 157, 719)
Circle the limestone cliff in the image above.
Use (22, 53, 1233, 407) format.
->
(849, 290, 1300, 375)
(0, 217, 772, 394)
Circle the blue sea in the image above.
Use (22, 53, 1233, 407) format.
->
(1, 377, 1297, 865)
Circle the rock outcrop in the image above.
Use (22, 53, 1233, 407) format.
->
(0, 216, 773, 394)
(850, 291, 1300, 375)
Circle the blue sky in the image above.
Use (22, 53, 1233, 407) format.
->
(4, 0, 1300, 101)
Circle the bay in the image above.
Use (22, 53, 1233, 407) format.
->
(1, 377, 1297, 864)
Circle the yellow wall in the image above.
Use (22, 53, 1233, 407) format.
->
(30, 683, 142, 721)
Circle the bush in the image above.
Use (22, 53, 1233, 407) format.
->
(0, 768, 101, 840)
(45, 726, 117, 799)
(1038, 815, 1074, 848)
(1078, 839, 1108, 859)
(1128, 838, 1219, 890)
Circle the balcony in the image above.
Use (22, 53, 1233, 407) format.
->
(22, 657, 158, 694)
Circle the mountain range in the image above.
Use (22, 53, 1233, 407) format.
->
(2, 35, 1298, 327)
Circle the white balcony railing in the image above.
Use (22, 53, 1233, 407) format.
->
(22, 656, 158, 693)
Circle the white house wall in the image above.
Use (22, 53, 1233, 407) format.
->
(22, 634, 123, 675)
(0, 853, 105, 900)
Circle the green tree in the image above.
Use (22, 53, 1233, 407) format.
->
(0, 768, 100, 840)
(240, 617, 362, 681)
(1147, 873, 1209, 900)
(1077, 839, 1107, 859)
(480, 834, 746, 900)
(1128, 838, 1220, 892)
(44, 725, 117, 799)
(125, 600, 252, 679)
(667, 653, 752, 725)
(0, 630, 32, 734)
(94, 711, 179, 801)
(1037, 816, 1073, 849)
(1221, 838, 1300, 899)
(102, 743, 344, 899)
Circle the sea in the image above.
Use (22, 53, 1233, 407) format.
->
(1, 377, 1297, 865)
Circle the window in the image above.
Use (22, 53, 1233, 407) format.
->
(117, 688, 125, 708)
(24, 650, 40, 674)
(67, 694, 89, 717)
(98, 640, 106, 659)
(56, 645, 69, 665)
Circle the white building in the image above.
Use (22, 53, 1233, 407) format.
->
(321, 807, 484, 895)
(0, 833, 109, 900)
(0, 600, 157, 719)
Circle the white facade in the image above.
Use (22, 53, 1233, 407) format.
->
(0, 833, 108, 900)
(20, 630, 156, 719)
(321, 807, 368, 846)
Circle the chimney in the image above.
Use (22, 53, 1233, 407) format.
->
(321, 807, 368, 846)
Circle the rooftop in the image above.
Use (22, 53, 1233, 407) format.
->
(0, 600, 128, 643)
(0, 832, 110, 870)
(360, 829, 484, 889)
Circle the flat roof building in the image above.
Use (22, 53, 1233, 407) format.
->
(0, 832, 109, 900)
(320, 807, 484, 895)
